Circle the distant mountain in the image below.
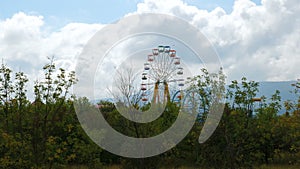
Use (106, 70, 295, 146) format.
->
(256, 81, 297, 114)
(92, 81, 298, 114)
(257, 81, 297, 101)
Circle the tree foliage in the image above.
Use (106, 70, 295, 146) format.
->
(0, 61, 299, 169)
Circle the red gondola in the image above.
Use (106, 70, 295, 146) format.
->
(141, 84, 147, 90)
(174, 57, 180, 65)
(169, 50, 176, 57)
(148, 54, 154, 62)
(152, 49, 159, 55)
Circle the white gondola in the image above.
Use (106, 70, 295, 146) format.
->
(144, 63, 150, 70)
(164, 46, 170, 53)
(177, 67, 183, 75)
(178, 83, 184, 87)
(178, 79, 184, 87)
(158, 45, 164, 52)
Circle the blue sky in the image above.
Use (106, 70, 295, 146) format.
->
(1, 0, 143, 27)
(0, 0, 261, 26)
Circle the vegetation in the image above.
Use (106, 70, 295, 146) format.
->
(0, 59, 299, 168)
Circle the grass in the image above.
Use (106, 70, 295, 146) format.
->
(66, 165, 121, 169)
(67, 164, 300, 169)
(256, 164, 300, 169)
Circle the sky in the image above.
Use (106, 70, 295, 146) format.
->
(1, 0, 262, 25)
(0, 0, 299, 98)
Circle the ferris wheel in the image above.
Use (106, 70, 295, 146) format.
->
(141, 45, 184, 103)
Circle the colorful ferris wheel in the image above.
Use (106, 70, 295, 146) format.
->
(141, 45, 184, 103)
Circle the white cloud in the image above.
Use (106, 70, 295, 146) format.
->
(0, 12, 44, 67)
(0, 12, 103, 71)
(133, 0, 300, 81)
(0, 12, 103, 99)
(0, 0, 299, 99)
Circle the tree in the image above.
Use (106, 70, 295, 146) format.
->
(0, 63, 14, 132)
(186, 68, 226, 121)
